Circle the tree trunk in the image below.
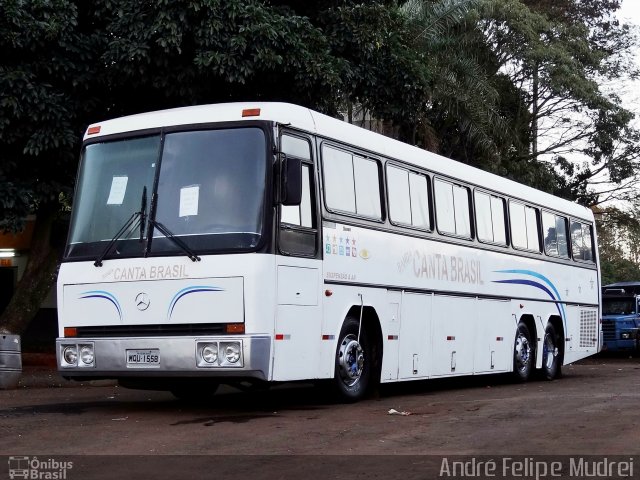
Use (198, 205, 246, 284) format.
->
(0, 203, 59, 335)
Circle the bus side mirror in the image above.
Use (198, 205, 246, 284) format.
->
(281, 155, 302, 206)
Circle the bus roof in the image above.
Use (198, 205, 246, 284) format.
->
(84, 102, 594, 221)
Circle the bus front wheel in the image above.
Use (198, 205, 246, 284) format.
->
(512, 321, 534, 382)
(333, 317, 372, 402)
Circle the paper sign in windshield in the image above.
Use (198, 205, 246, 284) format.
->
(107, 176, 128, 205)
(179, 185, 200, 217)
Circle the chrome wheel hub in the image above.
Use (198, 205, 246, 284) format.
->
(543, 335, 558, 370)
(515, 333, 531, 373)
(338, 334, 364, 387)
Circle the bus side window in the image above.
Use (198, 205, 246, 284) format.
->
(510, 201, 540, 252)
(387, 164, 431, 230)
(434, 178, 471, 239)
(570, 220, 594, 262)
(279, 135, 317, 257)
(474, 191, 506, 245)
(542, 212, 569, 258)
(322, 145, 382, 220)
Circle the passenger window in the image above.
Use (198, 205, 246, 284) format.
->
(542, 212, 569, 258)
(387, 164, 431, 230)
(475, 191, 507, 245)
(435, 178, 470, 238)
(354, 156, 382, 219)
(510, 201, 540, 252)
(323, 147, 355, 213)
(570, 220, 594, 262)
(323, 145, 382, 220)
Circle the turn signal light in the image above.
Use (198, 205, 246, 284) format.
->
(64, 327, 78, 338)
(226, 323, 245, 334)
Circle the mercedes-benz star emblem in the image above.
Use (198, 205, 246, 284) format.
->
(135, 292, 151, 311)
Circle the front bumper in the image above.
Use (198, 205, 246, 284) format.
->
(56, 335, 271, 381)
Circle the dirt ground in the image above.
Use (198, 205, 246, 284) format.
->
(1, 354, 639, 478)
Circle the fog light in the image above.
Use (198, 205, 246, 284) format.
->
(79, 345, 95, 365)
(63, 346, 78, 366)
(202, 344, 218, 364)
(224, 343, 241, 364)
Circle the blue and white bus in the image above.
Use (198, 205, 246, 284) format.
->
(57, 102, 601, 401)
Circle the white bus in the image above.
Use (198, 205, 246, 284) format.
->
(57, 102, 601, 401)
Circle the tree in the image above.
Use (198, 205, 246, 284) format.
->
(0, 0, 434, 334)
(472, 0, 640, 205)
(595, 205, 640, 285)
(0, 0, 103, 334)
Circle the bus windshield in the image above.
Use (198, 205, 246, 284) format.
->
(66, 127, 268, 259)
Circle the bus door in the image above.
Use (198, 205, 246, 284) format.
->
(273, 132, 322, 381)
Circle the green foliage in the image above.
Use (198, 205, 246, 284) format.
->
(470, 0, 640, 205)
(596, 206, 640, 284)
(0, 0, 101, 231)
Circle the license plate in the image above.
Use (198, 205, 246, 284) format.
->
(126, 349, 160, 367)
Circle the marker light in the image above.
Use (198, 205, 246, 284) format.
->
(87, 125, 101, 135)
(242, 108, 261, 117)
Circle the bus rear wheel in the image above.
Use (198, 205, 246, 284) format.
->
(512, 321, 534, 382)
(333, 317, 372, 402)
(541, 323, 561, 380)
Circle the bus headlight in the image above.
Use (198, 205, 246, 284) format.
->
(221, 342, 241, 365)
(196, 340, 243, 367)
(63, 346, 78, 366)
(202, 344, 218, 364)
(79, 345, 95, 366)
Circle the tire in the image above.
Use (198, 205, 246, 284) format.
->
(541, 323, 561, 380)
(333, 316, 372, 402)
(512, 321, 534, 382)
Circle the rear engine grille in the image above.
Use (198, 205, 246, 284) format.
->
(75, 323, 227, 338)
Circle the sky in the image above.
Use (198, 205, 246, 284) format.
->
(617, 0, 640, 107)
(619, 0, 640, 25)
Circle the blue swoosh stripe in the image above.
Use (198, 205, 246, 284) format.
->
(496, 269, 567, 332)
(496, 270, 562, 303)
(493, 279, 564, 320)
(79, 290, 122, 320)
(495, 269, 567, 325)
(168, 286, 223, 320)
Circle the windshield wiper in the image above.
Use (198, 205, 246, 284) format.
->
(94, 188, 146, 267)
(147, 219, 201, 262)
(144, 191, 201, 262)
